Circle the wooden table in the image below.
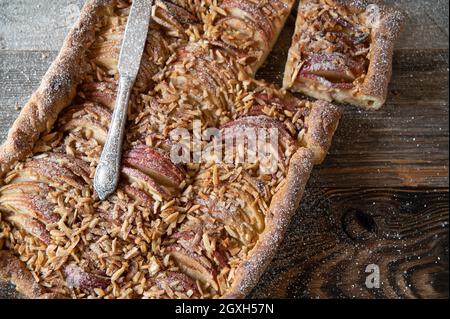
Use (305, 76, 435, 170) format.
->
(0, 0, 448, 299)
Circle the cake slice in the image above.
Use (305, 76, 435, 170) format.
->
(283, 0, 404, 110)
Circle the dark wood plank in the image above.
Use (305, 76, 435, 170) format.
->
(250, 187, 449, 299)
(392, 0, 449, 50)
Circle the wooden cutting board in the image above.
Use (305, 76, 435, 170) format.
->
(0, 0, 448, 299)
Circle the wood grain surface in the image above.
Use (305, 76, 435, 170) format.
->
(249, 188, 449, 299)
(0, 0, 448, 299)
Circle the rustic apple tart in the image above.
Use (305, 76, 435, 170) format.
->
(283, 0, 404, 110)
(0, 0, 341, 299)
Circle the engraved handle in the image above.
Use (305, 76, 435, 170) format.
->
(94, 76, 134, 200)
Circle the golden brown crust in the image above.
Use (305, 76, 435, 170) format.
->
(0, 0, 341, 299)
(305, 100, 342, 164)
(359, 3, 405, 108)
(223, 147, 315, 298)
(283, 0, 405, 110)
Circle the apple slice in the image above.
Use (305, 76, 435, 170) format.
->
(123, 145, 185, 189)
(221, 0, 273, 41)
(172, 230, 229, 268)
(167, 246, 219, 292)
(188, 62, 225, 98)
(298, 73, 355, 90)
(79, 81, 117, 109)
(0, 182, 51, 196)
(0, 193, 59, 224)
(322, 11, 371, 46)
(159, 0, 198, 25)
(163, 271, 200, 297)
(221, 115, 295, 153)
(11, 159, 85, 189)
(64, 263, 110, 290)
(89, 27, 163, 91)
(60, 118, 108, 145)
(63, 103, 112, 125)
(161, 63, 227, 117)
(88, 28, 122, 71)
(121, 166, 172, 202)
(145, 30, 171, 65)
(59, 103, 111, 144)
(300, 52, 367, 83)
(216, 16, 267, 53)
(251, 92, 303, 114)
(6, 214, 51, 244)
(135, 52, 159, 92)
(122, 184, 155, 208)
(88, 14, 125, 70)
(228, 186, 265, 233)
(211, 40, 257, 66)
(61, 118, 108, 144)
(44, 153, 92, 184)
(153, 0, 197, 38)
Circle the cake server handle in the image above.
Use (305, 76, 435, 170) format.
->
(94, 76, 134, 201)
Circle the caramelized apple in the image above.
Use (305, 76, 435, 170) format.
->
(221, 0, 273, 41)
(0, 193, 59, 224)
(44, 153, 91, 184)
(121, 166, 172, 202)
(0, 182, 51, 196)
(64, 263, 110, 290)
(221, 115, 295, 151)
(59, 103, 112, 145)
(11, 159, 86, 189)
(159, 0, 198, 25)
(168, 246, 219, 291)
(6, 214, 51, 244)
(300, 52, 367, 83)
(122, 184, 155, 208)
(123, 145, 185, 188)
(61, 118, 108, 145)
(79, 81, 117, 109)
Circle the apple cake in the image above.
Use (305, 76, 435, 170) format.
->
(283, 0, 404, 110)
(0, 0, 341, 299)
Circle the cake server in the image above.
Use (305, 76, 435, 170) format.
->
(94, 0, 153, 200)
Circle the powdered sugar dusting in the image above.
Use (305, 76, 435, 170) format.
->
(1, 0, 342, 300)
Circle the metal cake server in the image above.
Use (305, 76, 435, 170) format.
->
(94, 0, 153, 200)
